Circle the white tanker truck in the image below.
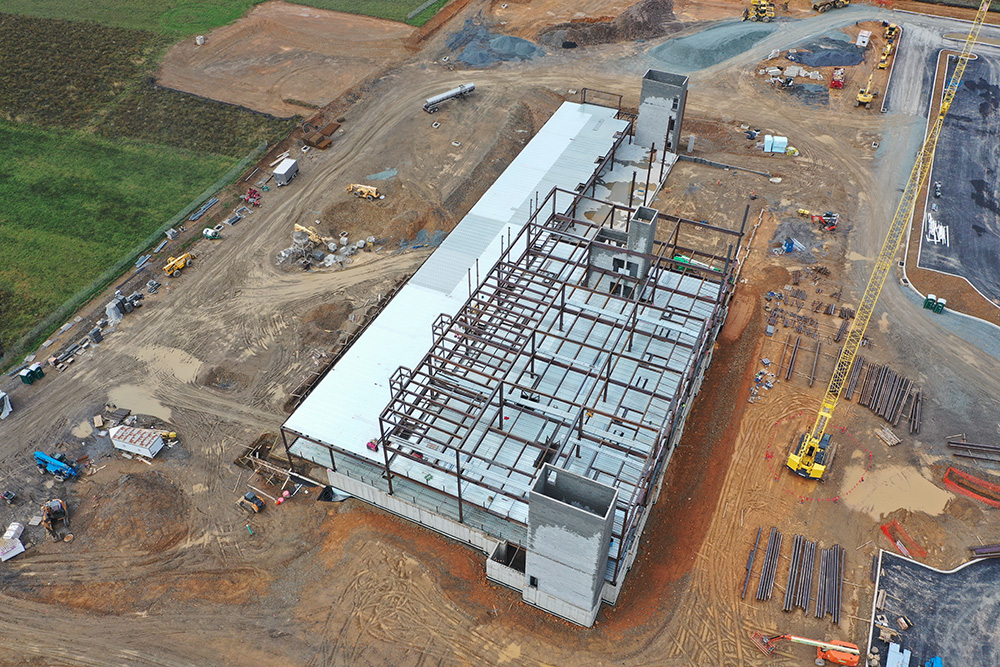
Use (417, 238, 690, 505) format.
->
(423, 83, 476, 113)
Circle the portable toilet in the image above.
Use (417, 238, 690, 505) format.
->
(18, 368, 34, 385)
(274, 158, 299, 186)
(109, 425, 166, 458)
(763, 135, 774, 152)
(923, 293, 937, 309)
(933, 298, 947, 314)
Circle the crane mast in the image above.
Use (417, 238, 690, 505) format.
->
(787, 0, 994, 478)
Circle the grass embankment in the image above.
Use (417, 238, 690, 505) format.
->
(0, 13, 296, 356)
(0, 0, 450, 33)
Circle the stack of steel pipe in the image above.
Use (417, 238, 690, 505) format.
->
(857, 363, 914, 424)
(909, 390, 922, 434)
(814, 544, 845, 623)
(794, 539, 816, 613)
(785, 336, 801, 381)
(947, 439, 1000, 463)
(834, 319, 849, 343)
(742, 527, 762, 599)
(782, 534, 804, 611)
(969, 543, 1000, 559)
(756, 527, 782, 601)
(843, 356, 866, 401)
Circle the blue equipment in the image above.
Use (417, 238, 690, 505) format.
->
(33, 452, 78, 481)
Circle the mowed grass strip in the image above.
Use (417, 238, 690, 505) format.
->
(0, 121, 232, 349)
(0, 0, 449, 34)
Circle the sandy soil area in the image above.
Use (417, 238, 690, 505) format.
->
(157, 1, 416, 117)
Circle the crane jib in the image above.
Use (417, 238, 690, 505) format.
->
(791, 0, 993, 476)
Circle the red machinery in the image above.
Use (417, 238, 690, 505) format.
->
(750, 631, 860, 666)
(830, 67, 846, 89)
(798, 208, 839, 231)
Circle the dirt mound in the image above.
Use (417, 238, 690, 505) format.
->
(199, 365, 252, 391)
(299, 302, 353, 346)
(83, 472, 189, 554)
(537, 0, 676, 48)
(446, 19, 545, 67)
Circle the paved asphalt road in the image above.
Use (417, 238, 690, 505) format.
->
(920, 54, 1000, 303)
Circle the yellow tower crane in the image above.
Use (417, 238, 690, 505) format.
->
(787, 0, 994, 479)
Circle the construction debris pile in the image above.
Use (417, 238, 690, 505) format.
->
(278, 223, 381, 270)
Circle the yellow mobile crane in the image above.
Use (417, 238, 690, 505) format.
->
(788, 0, 993, 479)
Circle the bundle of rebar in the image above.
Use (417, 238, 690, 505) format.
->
(815, 544, 845, 624)
(756, 527, 782, 601)
(834, 319, 849, 343)
(785, 336, 801, 381)
(909, 390, 922, 434)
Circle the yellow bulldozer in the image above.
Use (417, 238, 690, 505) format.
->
(163, 253, 195, 277)
(855, 73, 879, 109)
(346, 184, 383, 201)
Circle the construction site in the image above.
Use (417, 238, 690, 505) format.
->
(2, 0, 1000, 665)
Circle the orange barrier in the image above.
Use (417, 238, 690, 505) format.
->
(880, 519, 928, 559)
(943, 466, 1000, 508)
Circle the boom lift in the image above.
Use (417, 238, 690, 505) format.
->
(788, 0, 994, 479)
(750, 631, 860, 666)
(163, 253, 195, 277)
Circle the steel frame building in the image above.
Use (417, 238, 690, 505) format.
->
(281, 90, 742, 625)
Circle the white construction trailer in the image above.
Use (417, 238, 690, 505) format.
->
(274, 158, 299, 186)
(110, 426, 165, 458)
(0, 391, 10, 420)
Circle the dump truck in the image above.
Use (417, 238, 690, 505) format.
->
(346, 184, 383, 201)
(812, 0, 849, 11)
(163, 253, 195, 277)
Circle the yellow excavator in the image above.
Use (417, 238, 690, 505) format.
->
(294, 224, 331, 246)
(163, 253, 195, 277)
(855, 72, 879, 109)
(788, 0, 993, 479)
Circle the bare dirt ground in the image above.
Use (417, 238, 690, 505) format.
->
(3, 1, 1000, 665)
(157, 1, 416, 117)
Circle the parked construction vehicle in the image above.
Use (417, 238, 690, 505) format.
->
(238, 492, 265, 513)
(203, 227, 222, 240)
(163, 253, 195, 277)
(40, 499, 71, 542)
(743, 0, 775, 22)
(830, 67, 845, 89)
(293, 224, 331, 247)
(798, 208, 839, 231)
(750, 631, 860, 666)
(812, 0, 849, 11)
(789, 0, 993, 481)
(345, 184, 383, 201)
(423, 83, 475, 113)
(878, 41, 895, 70)
(884, 22, 901, 40)
(855, 73, 879, 109)
(33, 451, 78, 482)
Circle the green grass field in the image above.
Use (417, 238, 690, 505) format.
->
(0, 121, 234, 350)
(0, 0, 449, 35)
